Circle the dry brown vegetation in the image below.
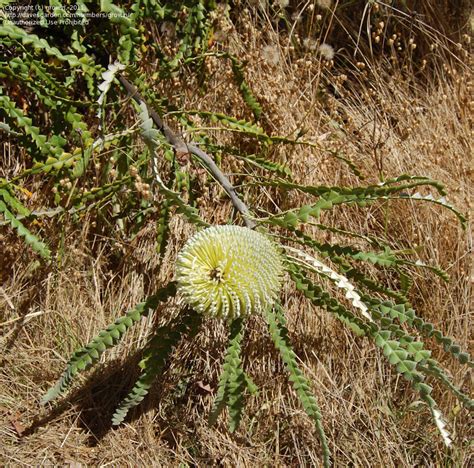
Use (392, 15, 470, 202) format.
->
(1, 1, 473, 466)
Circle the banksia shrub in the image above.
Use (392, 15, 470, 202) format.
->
(34, 58, 471, 468)
(176, 225, 283, 320)
(1, 2, 471, 466)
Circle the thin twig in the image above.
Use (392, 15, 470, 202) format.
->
(118, 75, 256, 229)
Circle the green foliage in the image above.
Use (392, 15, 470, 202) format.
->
(261, 174, 447, 199)
(287, 261, 370, 336)
(112, 308, 202, 425)
(156, 197, 172, 256)
(228, 54, 262, 120)
(237, 151, 292, 178)
(167, 0, 216, 71)
(100, 0, 140, 64)
(209, 318, 257, 432)
(179, 109, 268, 141)
(331, 255, 409, 303)
(264, 304, 330, 468)
(42, 283, 177, 404)
(0, 20, 95, 72)
(281, 228, 398, 267)
(373, 330, 424, 381)
(0, 196, 51, 260)
(0, 187, 30, 217)
(287, 260, 471, 445)
(0, 89, 64, 159)
(370, 299, 473, 367)
(260, 178, 466, 229)
(73, 176, 133, 204)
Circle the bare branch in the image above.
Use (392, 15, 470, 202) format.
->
(118, 75, 256, 229)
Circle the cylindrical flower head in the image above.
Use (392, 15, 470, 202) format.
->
(176, 225, 283, 320)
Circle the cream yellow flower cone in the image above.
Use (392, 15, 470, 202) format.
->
(176, 226, 283, 320)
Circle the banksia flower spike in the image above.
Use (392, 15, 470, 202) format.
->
(176, 225, 284, 320)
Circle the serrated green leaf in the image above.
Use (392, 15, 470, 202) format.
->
(0, 199, 51, 260)
(42, 283, 177, 404)
(112, 308, 201, 426)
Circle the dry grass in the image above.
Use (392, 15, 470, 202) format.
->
(1, 3, 473, 466)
